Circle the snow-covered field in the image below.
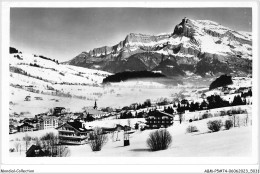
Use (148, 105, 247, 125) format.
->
(9, 128, 58, 157)
(10, 84, 185, 116)
(69, 116, 252, 157)
(9, 115, 252, 157)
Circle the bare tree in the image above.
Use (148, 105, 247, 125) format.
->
(48, 108, 53, 115)
(35, 137, 41, 146)
(111, 131, 115, 142)
(115, 130, 120, 141)
(89, 127, 108, 151)
(244, 113, 249, 126)
(57, 145, 70, 157)
(110, 124, 116, 142)
(179, 114, 183, 124)
(231, 115, 241, 127)
(237, 116, 241, 127)
(234, 115, 236, 127)
(127, 119, 131, 128)
(41, 132, 59, 156)
(14, 142, 20, 152)
(23, 134, 31, 152)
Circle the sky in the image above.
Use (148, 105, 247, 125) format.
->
(10, 8, 252, 62)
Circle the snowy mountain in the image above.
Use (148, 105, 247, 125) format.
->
(67, 18, 252, 77)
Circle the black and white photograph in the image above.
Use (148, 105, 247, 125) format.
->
(1, 1, 259, 173)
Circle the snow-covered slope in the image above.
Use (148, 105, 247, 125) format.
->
(9, 48, 112, 115)
(10, 51, 111, 85)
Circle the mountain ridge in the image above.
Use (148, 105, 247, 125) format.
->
(65, 17, 252, 77)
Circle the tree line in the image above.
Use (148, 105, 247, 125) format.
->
(119, 93, 251, 119)
(102, 71, 166, 83)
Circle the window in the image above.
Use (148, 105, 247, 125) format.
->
(35, 150, 39, 155)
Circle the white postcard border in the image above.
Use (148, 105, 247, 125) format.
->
(1, 0, 259, 173)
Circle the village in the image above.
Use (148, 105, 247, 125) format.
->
(8, 76, 253, 157)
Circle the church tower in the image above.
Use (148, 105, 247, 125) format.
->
(93, 100, 97, 110)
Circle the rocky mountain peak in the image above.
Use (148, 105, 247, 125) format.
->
(67, 17, 252, 77)
(173, 17, 196, 37)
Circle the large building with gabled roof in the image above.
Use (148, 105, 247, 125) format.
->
(56, 119, 91, 145)
(145, 110, 174, 129)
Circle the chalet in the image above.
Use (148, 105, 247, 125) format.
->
(145, 110, 174, 129)
(244, 96, 253, 105)
(229, 89, 236, 94)
(53, 107, 66, 116)
(180, 99, 189, 107)
(238, 87, 249, 93)
(13, 84, 22, 88)
(204, 87, 224, 96)
(56, 120, 91, 145)
(97, 113, 120, 120)
(38, 116, 58, 130)
(71, 114, 80, 120)
(200, 100, 208, 110)
(135, 121, 146, 130)
(25, 85, 33, 89)
(115, 108, 122, 113)
(9, 118, 18, 126)
(182, 91, 191, 97)
(201, 93, 207, 99)
(35, 113, 48, 120)
(10, 112, 20, 118)
(221, 86, 232, 94)
(9, 125, 18, 134)
(34, 96, 43, 100)
(24, 96, 31, 101)
(196, 88, 209, 94)
(17, 122, 34, 132)
(24, 119, 39, 131)
(26, 145, 46, 157)
(102, 124, 131, 134)
(25, 85, 34, 92)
